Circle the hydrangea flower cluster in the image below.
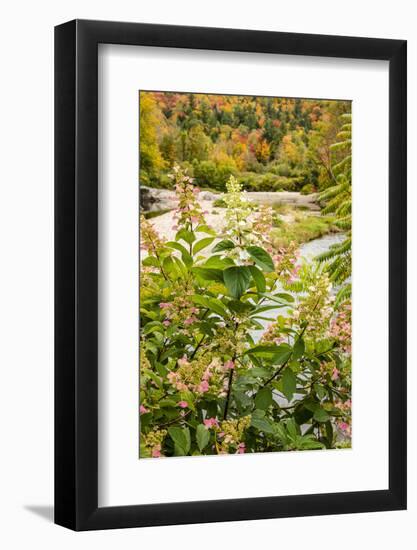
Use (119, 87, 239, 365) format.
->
(170, 164, 205, 230)
(329, 301, 352, 354)
(140, 213, 165, 254)
(217, 416, 251, 454)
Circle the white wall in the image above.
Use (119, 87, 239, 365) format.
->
(0, 1, 414, 547)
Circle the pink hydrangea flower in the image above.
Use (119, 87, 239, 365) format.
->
(202, 368, 212, 381)
(184, 316, 197, 325)
(198, 380, 209, 393)
(152, 446, 162, 458)
(204, 417, 219, 429)
(159, 302, 171, 309)
(224, 360, 235, 370)
(331, 367, 340, 381)
(237, 442, 246, 454)
(163, 320, 171, 327)
(178, 401, 188, 408)
(139, 404, 149, 414)
(339, 422, 350, 433)
(191, 216, 200, 224)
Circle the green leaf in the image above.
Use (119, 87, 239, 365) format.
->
(273, 293, 295, 303)
(143, 321, 164, 334)
(191, 294, 227, 317)
(212, 239, 235, 253)
(255, 388, 273, 410)
(245, 344, 283, 357)
(159, 398, 178, 408)
(303, 398, 319, 412)
(286, 418, 300, 439)
(325, 421, 334, 446)
(142, 256, 160, 268)
(196, 424, 210, 451)
(249, 265, 266, 293)
(223, 266, 252, 298)
(143, 369, 163, 389)
(172, 256, 188, 277)
(251, 305, 281, 315)
(251, 414, 276, 434)
(246, 246, 274, 272)
(296, 435, 325, 450)
(294, 405, 314, 424)
(175, 228, 195, 245)
(163, 256, 180, 278)
(315, 384, 327, 400)
(272, 347, 292, 365)
(191, 267, 224, 283)
(193, 237, 215, 255)
(292, 338, 305, 361)
(249, 367, 271, 379)
(282, 368, 297, 401)
(234, 391, 253, 413)
(227, 299, 254, 314)
(168, 426, 191, 456)
(245, 344, 292, 364)
(196, 224, 216, 235)
(313, 407, 330, 423)
(166, 241, 193, 267)
(274, 422, 288, 444)
(204, 255, 235, 269)
(256, 292, 292, 305)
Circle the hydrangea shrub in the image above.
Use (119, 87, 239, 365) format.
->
(140, 166, 351, 458)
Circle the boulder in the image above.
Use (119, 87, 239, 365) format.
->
(140, 187, 177, 212)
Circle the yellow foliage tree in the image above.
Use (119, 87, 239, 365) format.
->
(140, 94, 166, 184)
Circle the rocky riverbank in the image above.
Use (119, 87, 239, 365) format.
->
(140, 186, 320, 213)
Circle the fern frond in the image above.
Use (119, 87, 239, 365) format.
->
(316, 237, 351, 262)
(334, 216, 352, 230)
(335, 199, 351, 217)
(330, 139, 351, 152)
(282, 281, 304, 293)
(335, 283, 352, 307)
(329, 253, 351, 284)
(322, 193, 347, 214)
(333, 155, 351, 176)
(318, 181, 349, 202)
(336, 131, 351, 141)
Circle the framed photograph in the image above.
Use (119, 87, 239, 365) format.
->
(55, 19, 406, 531)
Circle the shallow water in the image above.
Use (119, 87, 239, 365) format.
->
(299, 232, 346, 261)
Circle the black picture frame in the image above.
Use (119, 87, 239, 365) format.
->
(55, 19, 407, 531)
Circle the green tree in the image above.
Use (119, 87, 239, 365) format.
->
(186, 124, 212, 162)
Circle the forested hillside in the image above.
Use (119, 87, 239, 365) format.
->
(139, 91, 350, 194)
